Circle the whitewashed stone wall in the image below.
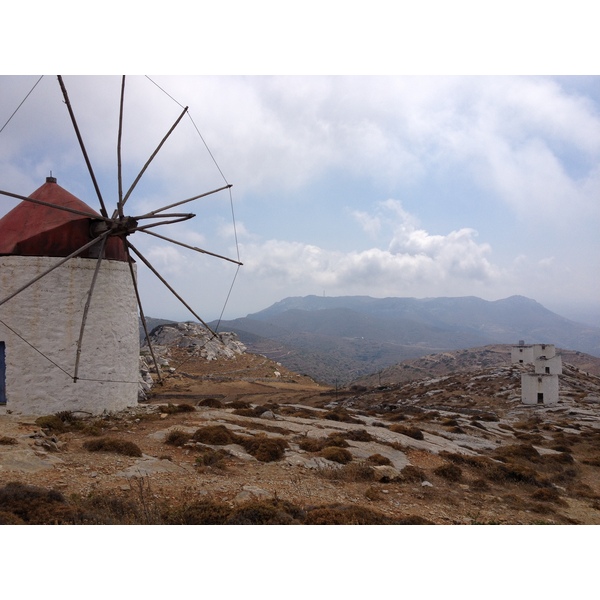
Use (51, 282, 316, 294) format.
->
(521, 373, 559, 405)
(0, 256, 139, 415)
(511, 345, 535, 364)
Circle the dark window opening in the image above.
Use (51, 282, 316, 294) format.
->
(537, 392, 544, 404)
(545, 367, 550, 374)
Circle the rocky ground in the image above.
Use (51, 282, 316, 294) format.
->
(2, 340, 600, 524)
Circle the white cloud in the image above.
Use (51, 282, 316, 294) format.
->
(241, 200, 498, 299)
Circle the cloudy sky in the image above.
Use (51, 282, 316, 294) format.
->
(1, 74, 599, 326)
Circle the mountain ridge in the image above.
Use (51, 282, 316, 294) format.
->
(211, 295, 600, 384)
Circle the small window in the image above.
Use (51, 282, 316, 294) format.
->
(537, 392, 544, 404)
(545, 367, 550, 374)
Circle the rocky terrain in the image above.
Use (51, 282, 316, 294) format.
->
(2, 332, 600, 525)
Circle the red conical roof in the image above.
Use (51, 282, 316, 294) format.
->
(0, 178, 127, 261)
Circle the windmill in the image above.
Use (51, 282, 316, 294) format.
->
(0, 76, 242, 415)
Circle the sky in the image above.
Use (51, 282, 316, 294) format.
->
(1, 74, 598, 326)
(1, 4, 599, 330)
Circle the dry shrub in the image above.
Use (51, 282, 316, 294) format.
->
(297, 432, 353, 453)
(319, 461, 374, 482)
(442, 418, 460, 427)
(319, 446, 353, 464)
(166, 500, 232, 525)
(0, 436, 17, 445)
(304, 504, 398, 525)
(324, 409, 363, 424)
(227, 499, 301, 525)
(531, 487, 565, 504)
(298, 437, 327, 452)
(396, 515, 434, 525)
(196, 448, 230, 469)
(165, 429, 192, 446)
(238, 435, 288, 462)
(0, 482, 79, 524)
(389, 424, 424, 440)
(231, 408, 256, 417)
(543, 452, 574, 465)
(83, 437, 143, 457)
(364, 486, 382, 501)
(197, 397, 223, 408)
(433, 463, 463, 481)
(344, 429, 373, 442)
(226, 400, 251, 409)
(367, 453, 392, 466)
(486, 463, 549, 487)
(470, 478, 490, 491)
(160, 403, 195, 414)
(400, 465, 426, 482)
(192, 425, 236, 445)
(493, 443, 540, 462)
(34, 415, 67, 433)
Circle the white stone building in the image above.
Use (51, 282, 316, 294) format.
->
(0, 178, 139, 415)
(511, 341, 562, 405)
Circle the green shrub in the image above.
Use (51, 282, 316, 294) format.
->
(82, 437, 143, 457)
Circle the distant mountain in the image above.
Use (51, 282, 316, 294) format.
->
(211, 295, 600, 385)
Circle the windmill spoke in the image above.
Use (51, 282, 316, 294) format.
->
(0, 189, 112, 221)
(0, 230, 111, 308)
(117, 76, 126, 218)
(126, 240, 218, 337)
(120, 105, 189, 210)
(135, 212, 200, 220)
(128, 215, 196, 233)
(57, 76, 109, 219)
(135, 184, 232, 218)
(73, 235, 108, 382)
(125, 245, 163, 385)
(140, 229, 243, 266)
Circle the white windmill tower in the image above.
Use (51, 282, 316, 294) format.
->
(0, 76, 242, 416)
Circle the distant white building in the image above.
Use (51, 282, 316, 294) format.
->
(511, 341, 562, 405)
(521, 373, 560, 405)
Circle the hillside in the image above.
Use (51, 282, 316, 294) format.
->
(2, 340, 600, 525)
(352, 345, 600, 388)
(212, 295, 600, 384)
